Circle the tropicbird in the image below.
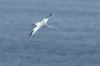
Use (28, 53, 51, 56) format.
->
(29, 13, 64, 36)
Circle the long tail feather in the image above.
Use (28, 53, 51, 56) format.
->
(47, 25, 66, 32)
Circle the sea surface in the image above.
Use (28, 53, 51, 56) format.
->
(0, 0, 100, 66)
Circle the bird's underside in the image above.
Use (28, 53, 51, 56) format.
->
(29, 13, 65, 36)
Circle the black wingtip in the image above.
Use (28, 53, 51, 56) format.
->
(49, 13, 52, 16)
(29, 31, 33, 36)
(47, 13, 52, 18)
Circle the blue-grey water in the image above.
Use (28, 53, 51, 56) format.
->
(0, 0, 100, 66)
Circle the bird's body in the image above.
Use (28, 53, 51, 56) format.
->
(29, 13, 64, 36)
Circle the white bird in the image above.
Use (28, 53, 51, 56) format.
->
(29, 13, 64, 36)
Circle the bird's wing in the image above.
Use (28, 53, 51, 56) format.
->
(46, 13, 52, 18)
(47, 25, 65, 32)
(29, 25, 41, 36)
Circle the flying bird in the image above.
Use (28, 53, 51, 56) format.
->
(29, 13, 64, 36)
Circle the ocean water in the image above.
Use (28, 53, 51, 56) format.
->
(0, 0, 100, 66)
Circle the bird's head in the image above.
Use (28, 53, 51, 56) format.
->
(42, 18, 48, 24)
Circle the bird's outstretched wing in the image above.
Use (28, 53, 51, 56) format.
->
(46, 13, 52, 18)
(29, 25, 41, 36)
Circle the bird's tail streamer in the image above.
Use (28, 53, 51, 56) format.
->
(47, 25, 66, 32)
